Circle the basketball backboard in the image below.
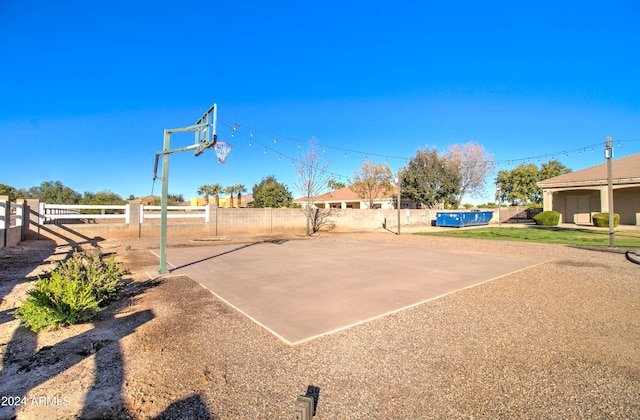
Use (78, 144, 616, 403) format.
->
(194, 103, 217, 156)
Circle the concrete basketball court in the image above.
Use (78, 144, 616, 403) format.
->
(154, 240, 547, 345)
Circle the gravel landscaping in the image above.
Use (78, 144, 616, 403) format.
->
(1, 231, 639, 419)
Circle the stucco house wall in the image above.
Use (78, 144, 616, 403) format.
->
(294, 186, 411, 210)
(538, 153, 640, 225)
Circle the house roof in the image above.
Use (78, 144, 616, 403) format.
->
(538, 153, 640, 188)
(294, 186, 397, 203)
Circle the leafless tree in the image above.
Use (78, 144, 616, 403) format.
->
(446, 142, 495, 205)
(294, 139, 332, 236)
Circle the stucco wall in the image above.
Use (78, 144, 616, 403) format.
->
(614, 186, 640, 225)
(550, 189, 601, 224)
(547, 186, 639, 225)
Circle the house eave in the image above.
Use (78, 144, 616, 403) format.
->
(538, 177, 640, 190)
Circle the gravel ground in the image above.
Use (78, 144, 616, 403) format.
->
(1, 230, 639, 419)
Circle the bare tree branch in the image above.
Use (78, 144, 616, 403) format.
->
(294, 139, 331, 236)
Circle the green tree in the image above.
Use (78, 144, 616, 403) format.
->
(81, 191, 125, 205)
(197, 184, 213, 205)
(28, 180, 81, 204)
(196, 184, 223, 206)
(210, 183, 223, 207)
(496, 159, 571, 205)
(539, 159, 572, 181)
(1, 184, 30, 201)
(0, 184, 19, 201)
(399, 148, 461, 208)
(148, 193, 183, 206)
(167, 193, 184, 203)
(80, 191, 125, 214)
(224, 185, 237, 208)
(496, 163, 540, 205)
(349, 159, 394, 209)
(235, 184, 247, 207)
(251, 176, 293, 208)
(327, 179, 346, 190)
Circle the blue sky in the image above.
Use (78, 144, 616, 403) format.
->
(1, 1, 639, 204)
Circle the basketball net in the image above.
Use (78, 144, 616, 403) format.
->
(213, 142, 232, 164)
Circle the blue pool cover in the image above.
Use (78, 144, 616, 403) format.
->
(435, 211, 494, 227)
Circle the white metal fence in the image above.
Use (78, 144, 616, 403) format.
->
(139, 205, 209, 223)
(1, 199, 24, 247)
(38, 203, 209, 224)
(39, 204, 129, 224)
(9, 201, 23, 228)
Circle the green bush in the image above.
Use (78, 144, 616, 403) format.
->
(13, 248, 128, 332)
(54, 248, 128, 301)
(527, 207, 543, 219)
(592, 212, 619, 227)
(533, 210, 560, 226)
(14, 271, 102, 332)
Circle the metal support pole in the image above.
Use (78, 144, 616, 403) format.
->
(396, 175, 401, 235)
(606, 136, 615, 248)
(496, 185, 501, 226)
(154, 104, 219, 274)
(159, 129, 171, 273)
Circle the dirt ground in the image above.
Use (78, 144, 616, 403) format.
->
(1, 232, 639, 419)
(1, 236, 239, 420)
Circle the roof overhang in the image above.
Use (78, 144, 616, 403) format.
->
(538, 177, 640, 190)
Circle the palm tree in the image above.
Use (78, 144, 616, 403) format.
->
(210, 183, 223, 207)
(224, 185, 237, 208)
(198, 184, 223, 207)
(196, 184, 211, 205)
(236, 184, 247, 207)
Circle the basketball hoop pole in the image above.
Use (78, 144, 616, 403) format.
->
(153, 104, 218, 274)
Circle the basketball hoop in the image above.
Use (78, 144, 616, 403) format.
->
(213, 141, 232, 163)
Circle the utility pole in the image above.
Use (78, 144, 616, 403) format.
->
(396, 174, 401, 235)
(605, 136, 614, 248)
(496, 184, 501, 226)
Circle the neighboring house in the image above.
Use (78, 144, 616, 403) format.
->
(537, 152, 640, 225)
(190, 197, 207, 206)
(294, 186, 414, 209)
(191, 195, 254, 208)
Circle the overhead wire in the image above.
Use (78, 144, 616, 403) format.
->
(219, 120, 351, 180)
(218, 119, 639, 172)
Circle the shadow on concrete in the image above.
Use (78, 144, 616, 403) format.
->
(170, 239, 289, 271)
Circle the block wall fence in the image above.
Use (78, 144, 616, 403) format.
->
(4, 199, 474, 246)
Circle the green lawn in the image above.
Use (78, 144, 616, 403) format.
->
(415, 226, 640, 248)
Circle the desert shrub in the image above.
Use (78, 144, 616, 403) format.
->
(54, 248, 128, 300)
(13, 248, 128, 332)
(533, 210, 560, 226)
(592, 212, 619, 227)
(14, 271, 102, 332)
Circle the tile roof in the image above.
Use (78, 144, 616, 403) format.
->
(538, 152, 640, 188)
(294, 186, 397, 202)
